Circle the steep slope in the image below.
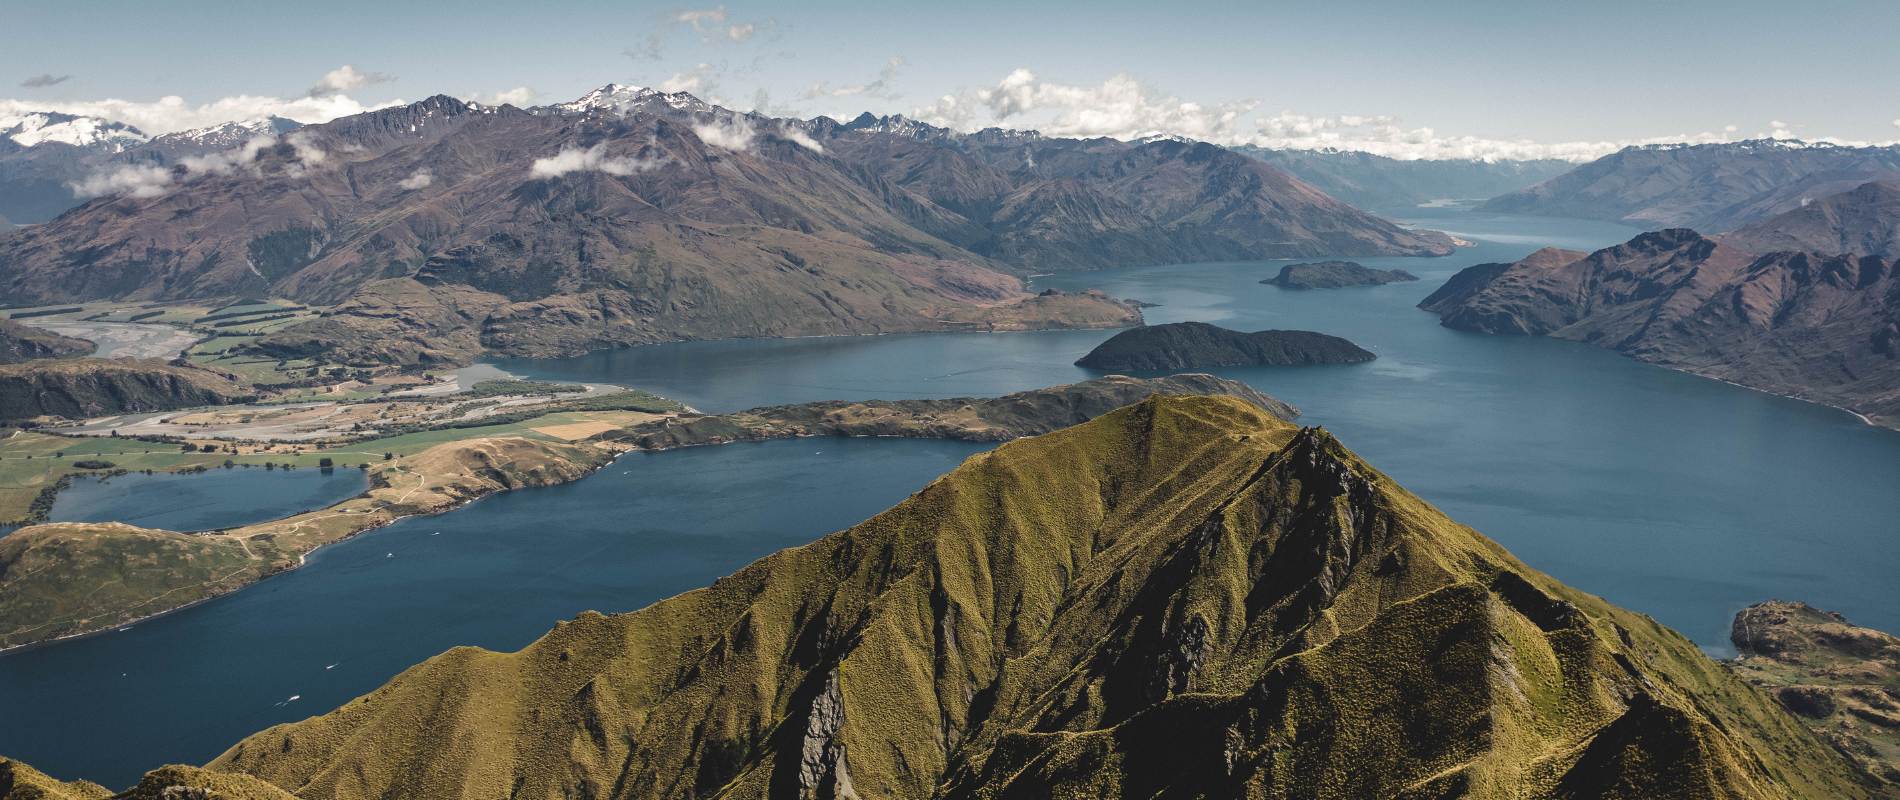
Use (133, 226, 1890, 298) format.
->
(1482, 139, 1900, 231)
(0, 319, 94, 363)
(1236, 147, 1571, 209)
(1418, 225, 1900, 428)
(1722, 181, 1900, 258)
(1076, 321, 1374, 370)
(0, 359, 253, 419)
(13, 395, 1842, 798)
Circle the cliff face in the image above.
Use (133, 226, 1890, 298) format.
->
(3, 395, 1845, 798)
(607, 373, 1297, 450)
(1075, 321, 1375, 371)
(0, 359, 252, 420)
(0, 319, 94, 364)
(1418, 220, 1900, 428)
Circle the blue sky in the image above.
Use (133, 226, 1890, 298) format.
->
(6, 0, 1898, 159)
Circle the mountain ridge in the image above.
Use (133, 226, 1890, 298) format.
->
(1481, 139, 1900, 231)
(0, 394, 1862, 798)
(1420, 183, 1900, 428)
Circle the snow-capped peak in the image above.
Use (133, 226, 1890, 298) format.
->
(157, 117, 302, 148)
(549, 84, 714, 117)
(0, 111, 148, 151)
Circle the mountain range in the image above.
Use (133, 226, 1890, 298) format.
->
(0, 395, 1872, 798)
(1481, 139, 1900, 231)
(1423, 180, 1900, 428)
(0, 86, 1454, 365)
(1236, 147, 1571, 210)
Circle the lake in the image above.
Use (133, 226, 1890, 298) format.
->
(5, 207, 1899, 787)
(47, 467, 369, 532)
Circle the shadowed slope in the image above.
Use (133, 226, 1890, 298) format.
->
(145, 395, 1870, 799)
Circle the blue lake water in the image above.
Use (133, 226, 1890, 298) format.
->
(47, 467, 369, 532)
(5, 207, 1900, 787)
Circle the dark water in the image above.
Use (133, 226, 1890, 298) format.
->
(0, 439, 985, 787)
(47, 468, 369, 532)
(6, 208, 1900, 786)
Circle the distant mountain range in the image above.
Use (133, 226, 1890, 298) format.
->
(0, 85, 1453, 364)
(1481, 139, 1900, 231)
(0, 112, 302, 224)
(1423, 180, 1900, 428)
(1234, 147, 1572, 210)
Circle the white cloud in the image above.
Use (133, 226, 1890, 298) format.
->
(779, 125, 823, 153)
(673, 6, 727, 28)
(726, 23, 755, 41)
(284, 130, 326, 165)
(801, 57, 904, 102)
(68, 164, 173, 199)
(694, 117, 755, 151)
(530, 144, 660, 177)
(309, 65, 394, 98)
(72, 133, 283, 198)
(472, 86, 537, 107)
(398, 168, 433, 190)
(658, 63, 718, 95)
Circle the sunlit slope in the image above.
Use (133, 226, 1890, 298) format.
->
(188, 395, 1865, 798)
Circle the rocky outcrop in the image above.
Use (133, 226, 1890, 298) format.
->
(1261, 260, 1418, 289)
(604, 373, 1297, 450)
(0, 319, 94, 363)
(1731, 601, 1900, 789)
(11, 395, 1865, 797)
(1481, 139, 1900, 231)
(1075, 321, 1374, 371)
(0, 359, 252, 420)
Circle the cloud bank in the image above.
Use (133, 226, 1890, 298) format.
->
(19, 74, 72, 88)
(914, 69, 1900, 162)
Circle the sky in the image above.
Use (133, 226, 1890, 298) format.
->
(5, 0, 1900, 161)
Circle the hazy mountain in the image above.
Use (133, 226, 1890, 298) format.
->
(1420, 189, 1900, 428)
(0, 86, 1453, 365)
(1481, 139, 1900, 231)
(0, 112, 302, 224)
(1233, 147, 1571, 210)
(15, 395, 1868, 798)
(1721, 180, 1900, 258)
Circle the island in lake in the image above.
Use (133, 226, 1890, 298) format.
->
(1075, 321, 1375, 371)
(1262, 260, 1419, 289)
